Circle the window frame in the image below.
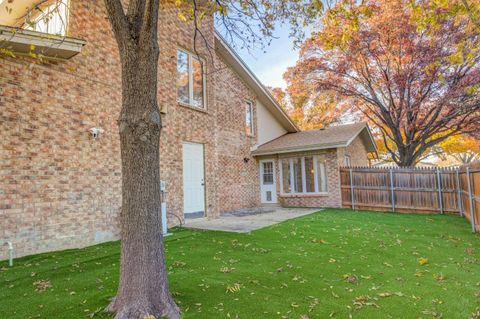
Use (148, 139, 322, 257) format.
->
(279, 155, 328, 195)
(23, 0, 70, 36)
(261, 161, 274, 185)
(176, 48, 207, 109)
(245, 100, 255, 136)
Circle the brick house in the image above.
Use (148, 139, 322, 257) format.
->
(0, 0, 376, 258)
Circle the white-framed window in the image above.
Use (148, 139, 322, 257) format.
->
(24, 0, 69, 36)
(176, 48, 206, 108)
(344, 155, 351, 167)
(245, 101, 254, 136)
(280, 155, 328, 194)
(262, 161, 274, 184)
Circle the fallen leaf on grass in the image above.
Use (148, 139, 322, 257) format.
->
(226, 283, 242, 293)
(415, 270, 424, 277)
(470, 308, 480, 319)
(33, 280, 52, 292)
(419, 257, 429, 266)
(434, 273, 446, 282)
(343, 274, 358, 284)
(353, 295, 379, 309)
(309, 238, 327, 244)
(220, 267, 234, 273)
(171, 261, 186, 269)
(421, 309, 442, 318)
(465, 247, 475, 255)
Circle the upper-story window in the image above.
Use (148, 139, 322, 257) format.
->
(24, 0, 69, 36)
(245, 101, 254, 136)
(177, 49, 206, 108)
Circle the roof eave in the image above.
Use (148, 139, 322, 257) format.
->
(252, 143, 349, 157)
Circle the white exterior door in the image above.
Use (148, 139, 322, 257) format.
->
(260, 160, 277, 204)
(183, 142, 205, 216)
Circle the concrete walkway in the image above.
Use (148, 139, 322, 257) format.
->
(184, 207, 321, 233)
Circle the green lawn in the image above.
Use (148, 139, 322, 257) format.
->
(1, 209, 479, 319)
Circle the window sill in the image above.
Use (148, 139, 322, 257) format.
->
(0, 26, 86, 60)
(280, 192, 329, 198)
(178, 102, 208, 114)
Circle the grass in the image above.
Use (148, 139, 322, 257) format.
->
(1, 209, 479, 319)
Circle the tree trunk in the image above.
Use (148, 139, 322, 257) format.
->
(105, 10, 180, 319)
(397, 154, 416, 167)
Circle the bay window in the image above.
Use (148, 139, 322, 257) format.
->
(292, 158, 303, 193)
(280, 156, 328, 194)
(281, 160, 291, 193)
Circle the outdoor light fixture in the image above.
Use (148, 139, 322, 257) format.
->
(89, 127, 104, 139)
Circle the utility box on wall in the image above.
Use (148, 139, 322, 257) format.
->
(160, 180, 170, 236)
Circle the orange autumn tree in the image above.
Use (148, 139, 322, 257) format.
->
(438, 134, 480, 164)
(288, 0, 480, 166)
(269, 85, 351, 130)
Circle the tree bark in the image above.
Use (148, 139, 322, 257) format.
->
(104, 1, 180, 318)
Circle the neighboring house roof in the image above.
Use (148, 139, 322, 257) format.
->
(214, 32, 299, 133)
(252, 122, 377, 156)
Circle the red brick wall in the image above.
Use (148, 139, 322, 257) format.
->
(0, 1, 260, 258)
(215, 56, 261, 213)
(0, 0, 122, 259)
(337, 136, 370, 167)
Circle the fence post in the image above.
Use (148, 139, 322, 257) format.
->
(349, 168, 355, 210)
(466, 167, 476, 233)
(390, 169, 395, 212)
(436, 169, 444, 214)
(455, 169, 463, 217)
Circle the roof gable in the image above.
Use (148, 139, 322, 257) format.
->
(214, 33, 299, 133)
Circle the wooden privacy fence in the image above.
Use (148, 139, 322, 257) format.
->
(340, 163, 480, 232)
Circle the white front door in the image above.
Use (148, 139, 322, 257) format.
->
(260, 160, 277, 204)
(183, 142, 205, 216)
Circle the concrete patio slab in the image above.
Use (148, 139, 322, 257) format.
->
(183, 207, 321, 233)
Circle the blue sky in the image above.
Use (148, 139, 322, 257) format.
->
(234, 23, 300, 89)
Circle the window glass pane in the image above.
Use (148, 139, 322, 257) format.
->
(192, 56, 204, 108)
(317, 159, 328, 192)
(245, 102, 253, 135)
(305, 157, 315, 193)
(281, 160, 291, 193)
(293, 158, 303, 193)
(262, 162, 274, 184)
(177, 50, 190, 104)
